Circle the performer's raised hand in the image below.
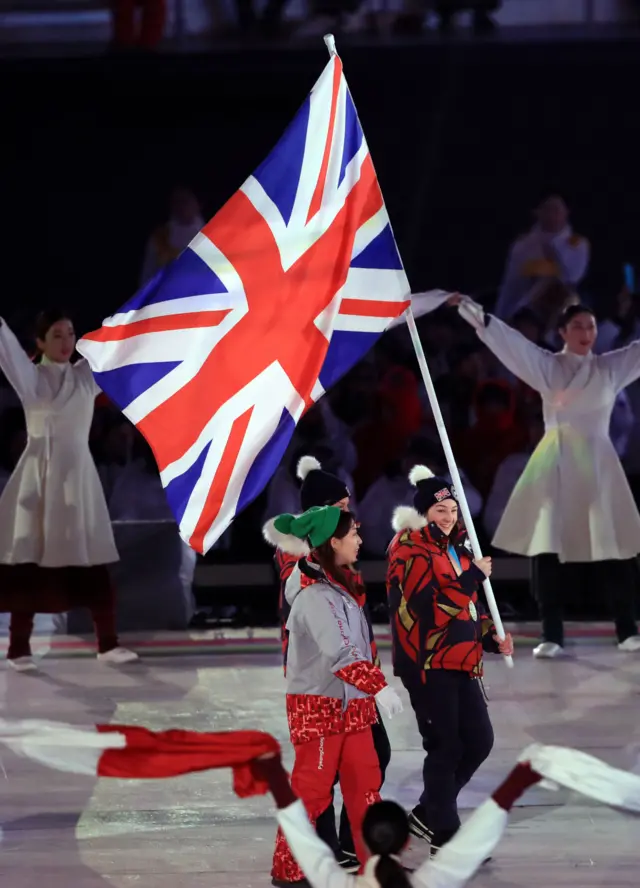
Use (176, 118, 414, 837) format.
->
(446, 292, 462, 306)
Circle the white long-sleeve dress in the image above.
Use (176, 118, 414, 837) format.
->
(459, 301, 640, 563)
(0, 320, 118, 567)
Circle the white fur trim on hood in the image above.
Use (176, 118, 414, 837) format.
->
(392, 506, 427, 533)
(262, 518, 310, 557)
(296, 455, 321, 481)
(408, 464, 435, 486)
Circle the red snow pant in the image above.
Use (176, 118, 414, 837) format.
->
(111, 0, 166, 48)
(271, 727, 381, 882)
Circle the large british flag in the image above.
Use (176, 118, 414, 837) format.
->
(78, 45, 410, 554)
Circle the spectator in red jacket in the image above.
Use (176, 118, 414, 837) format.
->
(111, 0, 166, 49)
(353, 355, 423, 497)
(386, 465, 513, 855)
(454, 379, 528, 497)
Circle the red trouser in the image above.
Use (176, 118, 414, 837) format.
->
(272, 728, 381, 882)
(8, 605, 119, 660)
(111, 0, 166, 48)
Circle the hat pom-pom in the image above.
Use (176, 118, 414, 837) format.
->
(297, 455, 321, 481)
(262, 516, 310, 557)
(408, 464, 435, 487)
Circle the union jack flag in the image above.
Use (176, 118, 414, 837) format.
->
(77, 46, 410, 554)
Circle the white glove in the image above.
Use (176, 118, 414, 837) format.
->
(375, 685, 404, 719)
(458, 296, 486, 331)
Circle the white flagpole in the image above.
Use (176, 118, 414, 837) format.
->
(405, 306, 514, 668)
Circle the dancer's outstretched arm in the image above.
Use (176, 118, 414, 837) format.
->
(0, 317, 39, 403)
(455, 295, 556, 394)
(412, 762, 542, 888)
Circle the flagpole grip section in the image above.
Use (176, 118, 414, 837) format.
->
(405, 307, 513, 668)
(324, 33, 337, 57)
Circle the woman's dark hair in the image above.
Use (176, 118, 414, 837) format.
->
(312, 510, 360, 595)
(362, 801, 412, 888)
(557, 303, 595, 330)
(34, 308, 73, 342)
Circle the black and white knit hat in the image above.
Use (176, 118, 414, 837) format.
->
(409, 465, 457, 514)
(297, 456, 350, 512)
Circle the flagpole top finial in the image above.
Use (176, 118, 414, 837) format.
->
(323, 33, 337, 57)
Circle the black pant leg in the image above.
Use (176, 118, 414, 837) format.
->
(532, 553, 565, 645)
(315, 793, 339, 854)
(455, 676, 494, 791)
(338, 707, 391, 856)
(596, 558, 638, 643)
(401, 671, 463, 834)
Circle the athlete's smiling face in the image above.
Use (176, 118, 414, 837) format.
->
(427, 499, 458, 536)
(330, 520, 361, 566)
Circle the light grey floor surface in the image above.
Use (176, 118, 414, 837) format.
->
(1, 645, 639, 886)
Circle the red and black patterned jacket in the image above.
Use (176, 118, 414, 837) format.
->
(386, 506, 500, 679)
(275, 550, 380, 675)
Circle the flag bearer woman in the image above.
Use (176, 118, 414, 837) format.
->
(0, 311, 138, 671)
(263, 505, 403, 885)
(386, 466, 513, 855)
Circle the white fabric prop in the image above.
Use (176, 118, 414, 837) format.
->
(522, 743, 640, 810)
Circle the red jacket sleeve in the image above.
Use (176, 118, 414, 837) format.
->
(335, 661, 387, 696)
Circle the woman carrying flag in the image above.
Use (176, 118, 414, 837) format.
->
(386, 464, 514, 854)
(263, 504, 403, 885)
(0, 311, 138, 670)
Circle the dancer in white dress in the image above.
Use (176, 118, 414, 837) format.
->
(0, 310, 138, 671)
(455, 298, 640, 658)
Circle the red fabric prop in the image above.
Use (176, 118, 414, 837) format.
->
(97, 726, 281, 797)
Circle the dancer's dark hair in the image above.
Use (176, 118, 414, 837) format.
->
(34, 308, 73, 342)
(362, 801, 412, 888)
(557, 303, 595, 330)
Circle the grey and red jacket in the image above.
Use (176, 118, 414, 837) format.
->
(275, 550, 380, 675)
(281, 560, 388, 745)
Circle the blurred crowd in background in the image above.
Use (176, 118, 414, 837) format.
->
(110, 0, 506, 52)
(2, 187, 640, 569)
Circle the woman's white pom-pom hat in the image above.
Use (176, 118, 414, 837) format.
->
(295, 455, 350, 512)
(408, 465, 435, 486)
(408, 463, 457, 515)
(296, 455, 321, 481)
